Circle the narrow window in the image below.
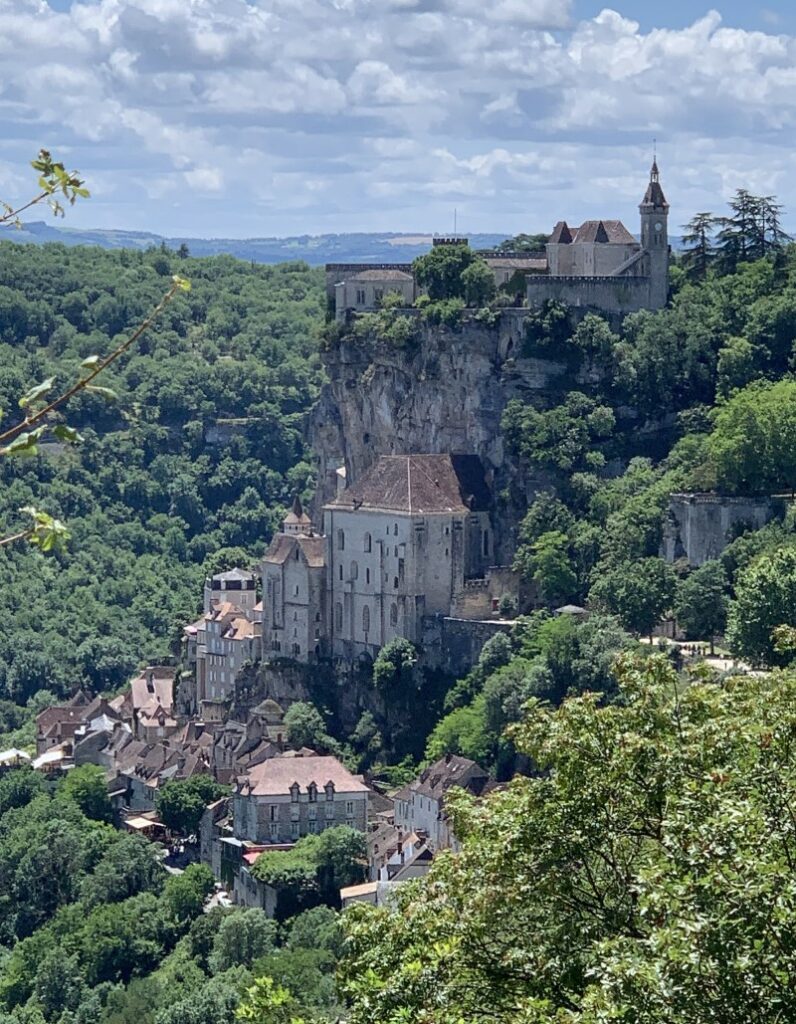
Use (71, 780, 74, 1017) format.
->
(363, 605, 370, 632)
(335, 602, 343, 631)
(364, 532, 372, 553)
(390, 603, 398, 626)
(337, 529, 345, 551)
(351, 560, 358, 580)
(366, 568, 371, 584)
(393, 523, 398, 536)
(339, 564, 343, 581)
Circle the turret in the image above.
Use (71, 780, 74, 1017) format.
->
(283, 494, 312, 536)
(639, 159, 670, 308)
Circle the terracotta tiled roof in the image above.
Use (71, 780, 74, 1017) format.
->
(224, 617, 256, 641)
(237, 753, 370, 797)
(130, 667, 175, 718)
(328, 453, 491, 515)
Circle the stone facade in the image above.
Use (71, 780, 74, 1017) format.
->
(527, 161, 670, 314)
(662, 493, 778, 567)
(232, 753, 369, 844)
(323, 454, 495, 661)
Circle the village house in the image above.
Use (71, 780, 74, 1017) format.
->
(184, 568, 260, 709)
(232, 751, 370, 844)
(130, 666, 179, 741)
(393, 753, 491, 851)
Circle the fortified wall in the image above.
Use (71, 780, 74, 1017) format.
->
(661, 493, 780, 567)
(526, 275, 656, 317)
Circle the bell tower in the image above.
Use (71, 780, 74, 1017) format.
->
(639, 158, 670, 308)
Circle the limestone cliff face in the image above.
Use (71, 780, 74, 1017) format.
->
(309, 312, 570, 562)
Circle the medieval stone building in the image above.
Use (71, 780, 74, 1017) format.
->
(326, 160, 670, 320)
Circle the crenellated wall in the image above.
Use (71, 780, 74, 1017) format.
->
(526, 275, 657, 315)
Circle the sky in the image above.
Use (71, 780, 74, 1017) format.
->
(4, 0, 796, 238)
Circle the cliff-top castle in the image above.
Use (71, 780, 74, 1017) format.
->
(327, 159, 670, 319)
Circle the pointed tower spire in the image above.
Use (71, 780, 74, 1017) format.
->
(640, 156, 669, 211)
(284, 493, 311, 536)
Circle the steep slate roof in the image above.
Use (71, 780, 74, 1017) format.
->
(394, 753, 490, 803)
(549, 220, 573, 244)
(284, 494, 312, 526)
(641, 179, 669, 208)
(329, 454, 491, 515)
(571, 220, 636, 245)
(264, 533, 326, 568)
(237, 753, 370, 797)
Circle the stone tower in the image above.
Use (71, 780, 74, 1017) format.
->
(639, 158, 670, 309)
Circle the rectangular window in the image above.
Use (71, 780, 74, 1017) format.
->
(346, 800, 355, 816)
(269, 805, 277, 821)
(291, 820, 300, 838)
(269, 822, 279, 839)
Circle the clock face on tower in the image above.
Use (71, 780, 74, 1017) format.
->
(654, 222, 663, 232)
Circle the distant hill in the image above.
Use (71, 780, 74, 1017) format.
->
(9, 222, 516, 265)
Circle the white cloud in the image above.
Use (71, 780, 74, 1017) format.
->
(0, 0, 794, 236)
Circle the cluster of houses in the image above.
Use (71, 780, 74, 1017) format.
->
(15, 645, 494, 910)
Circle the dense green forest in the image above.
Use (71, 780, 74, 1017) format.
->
(6, 211, 796, 1022)
(0, 765, 346, 1024)
(0, 242, 324, 743)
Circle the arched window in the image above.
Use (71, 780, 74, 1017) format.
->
(393, 523, 398, 536)
(308, 782, 318, 803)
(390, 603, 398, 626)
(335, 602, 343, 631)
(337, 529, 345, 551)
(364, 532, 372, 553)
(351, 560, 358, 580)
(362, 605, 370, 633)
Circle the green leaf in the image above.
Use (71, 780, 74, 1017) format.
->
(85, 385, 118, 402)
(52, 424, 83, 444)
(3, 428, 45, 457)
(18, 377, 55, 409)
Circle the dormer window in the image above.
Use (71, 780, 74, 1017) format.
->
(325, 781, 335, 801)
(290, 782, 300, 803)
(308, 782, 318, 803)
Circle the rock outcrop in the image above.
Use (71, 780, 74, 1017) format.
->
(310, 312, 569, 562)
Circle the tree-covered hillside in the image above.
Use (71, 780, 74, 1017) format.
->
(0, 242, 324, 725)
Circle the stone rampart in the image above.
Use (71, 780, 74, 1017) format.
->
(527, 275, 653, 315)
(661, 493, 781, 567)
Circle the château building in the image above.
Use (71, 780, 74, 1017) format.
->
(326, 160, 670, 320)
